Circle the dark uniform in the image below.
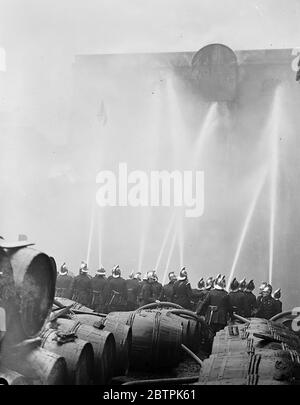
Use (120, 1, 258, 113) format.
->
(196, 287, 234, 334)
(256, 295, 278, 320)
(173, 279, 193, 310)
(243, 291, 257, 317)
(152, 279, 163, 301)
(228, 290, 247, 317)
(90, 274, 108, 313)
(126, 277, 141, 310)
(72, 272, 92, 307)
(161, 280, 176, 302)
(56, 272, 75, 299)
(106, 276, 128, 312)
(139, 279, 156, 307)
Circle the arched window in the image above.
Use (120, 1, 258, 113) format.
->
(0, 47, 6, 72)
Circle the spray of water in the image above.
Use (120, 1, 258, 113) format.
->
(268, 86, 282, 285)
(227, 166, 268, 289)
(162, 224, 178, 285)
(97, 208, 104, 269)
(86, 200, 96, 267)
(193, 102, 219, 164)
(177, 211, 184, 267)
(155, 210, 176, 271)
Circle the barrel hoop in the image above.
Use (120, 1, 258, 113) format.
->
(247, 338, 255, 355)
(151, 312, 161, 365)
(217, 355, 227, 380)
(246, 373, 259, 385)
(127, 312, 136, 328)
(248, 354, 261, 376)
(289, 350, 300, 364)
(40, 328, 55, 347)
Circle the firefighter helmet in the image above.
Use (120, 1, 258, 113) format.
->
(197, 278, 205, 289)
(112, 265, 121, 278)
(263, 284, 272, 295)
(245, 280, 255, 291)
(239, 278, 246, 290)
(59, 262, 68, 275)
(215, 275, 226, 289)
(178, 268, 188, 281)
(206, 277, 214, 289)
(80, 261, 88, 273)
(230, 278, 239, 291)
(96, 267, 106, 276)
(273, 288, 281, 299)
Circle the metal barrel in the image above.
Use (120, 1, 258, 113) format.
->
(55, 318, 116, 385)
(40, 328, 94, 385)
(106, 309, 183, 370)
(2, 347, 67, 385)
(0, 367, 29, 385)
(3, 247, 56, 342)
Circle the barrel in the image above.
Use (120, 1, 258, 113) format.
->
(55, 318, 116, 384)
(54, 297, 94, 313)
(3, 247, 56, 342)
(198, 349, 299, 385)
(107, 309, 183, 370)
(64, 312, 131, 376)
(40, 328, 94, 385)
(0, 367, 29, 385)
(2, 347, 67, 385)
(102, 316, 132, 376)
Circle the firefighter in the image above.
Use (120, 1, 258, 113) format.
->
(256, 284, 278, 320)
(90, 267, 108, 313)
(152, 272, 163, 301)
(196, 275, 234, 334)
(72, 261, 92, 307)
(273, 288, 283, 315)
(134, 271, 142, 282)
(106, 265, 127, 312)
(228, 278, 247, 318)
(257, 281, 268, 306)
(126, 271, 141, 310)
(173, 267, 193, 310)
(192, 278, 205, 308)
(139, 271, 157, 307)
(161, 271, 177, 302)
(243, 279, 257, 317)
(55, 262, 74, 299)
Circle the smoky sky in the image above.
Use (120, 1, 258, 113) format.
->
(0, 0, 300, 55)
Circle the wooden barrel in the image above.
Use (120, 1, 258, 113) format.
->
(54, 297, 94, 313)
(2, 347, 67, 385)
(66, 312, 131, 376)
(107, 310, 183, 370)
(198, 349, 299, 385)
(0, 367, 29, 385)
(103, 317, 132, 376)
(55, 318, 116, 385)
(3, 247, 56, 342)
(40, 328, 94, 385)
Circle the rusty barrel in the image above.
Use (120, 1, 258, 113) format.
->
(68, 313, 131, 376)
(0, 367, 29, 385)
(2, 347, 67, 385)
(55, 318, 116, 384)
(106, 309, 183, 370)
(40, 328, 94, 385)
(2, 247, 56, 342)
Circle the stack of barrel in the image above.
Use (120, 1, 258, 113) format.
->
(0, 245, 65, 385)
(197, 318, 300, 385)
(0, 246, 130, 385)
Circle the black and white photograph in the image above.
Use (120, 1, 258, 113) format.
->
(1, 0, 300, 391)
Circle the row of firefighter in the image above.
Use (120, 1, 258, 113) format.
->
(56, 262, 283, 323)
